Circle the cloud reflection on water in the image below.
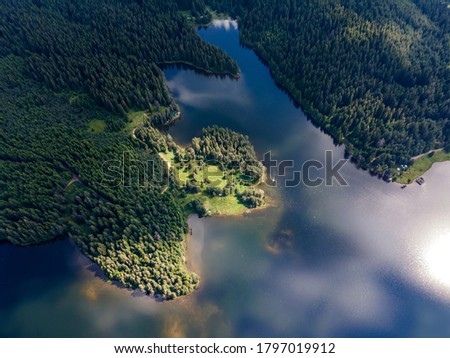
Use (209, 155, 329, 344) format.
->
(165, 73, 251, 110)
(211, 19, 238, 31)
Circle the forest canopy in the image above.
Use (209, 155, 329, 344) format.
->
(1, 0, 238, 120)
(0, 0, 242, 300)
(2, 0, 449, 299)
(206, 0, 450, 176)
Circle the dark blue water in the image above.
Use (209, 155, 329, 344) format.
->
(1, 20, 450, 337)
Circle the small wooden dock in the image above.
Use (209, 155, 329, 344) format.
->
(416, 177, 425, 185)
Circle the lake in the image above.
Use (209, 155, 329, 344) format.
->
(1, 20, 450, 338)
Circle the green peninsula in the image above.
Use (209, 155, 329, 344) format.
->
(0, 0, 257, 300)
(135, 125, 266, 217)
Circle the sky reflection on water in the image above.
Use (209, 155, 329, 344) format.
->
(1, 20, 450, 338)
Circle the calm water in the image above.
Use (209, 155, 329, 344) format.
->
(1, 20, 450, 338)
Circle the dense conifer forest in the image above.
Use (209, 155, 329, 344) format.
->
(191, 126, 264, 181)
(206, 0, 450, 175)
(0, 0, 240, 299)
(1, 0, 449, 299)
(0, 54, 201, 299)
(1, 0, 238, 118)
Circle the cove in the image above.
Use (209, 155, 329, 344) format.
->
(1, 21, 450, 338)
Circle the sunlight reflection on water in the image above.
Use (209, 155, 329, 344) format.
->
(420, 226, 450, 297)
(1, 22, 450, 338)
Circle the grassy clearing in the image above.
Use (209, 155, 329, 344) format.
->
(181, 193, 249, 216)
(172, 161, 244, 190)
(162, 149, 265, 216)
(87, 119, 106, 133)
(160, 151, 175, 162)
(205, 195, 248, 216)
(396, 150, 450, 184)
(201, 165, 228, 188)
(125, 110, 148, 133)
(208, 7, 230, 21)
(174, 163, 228, 188)
(125, 106, 171, 133)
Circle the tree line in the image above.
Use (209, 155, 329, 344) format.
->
(206, 0, 449, 176)
(0, 0, 244, 300)
(190, 126, 264, 181)
(2, 0, 238, 121)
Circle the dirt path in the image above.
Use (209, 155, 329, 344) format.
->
(131, 128, 136, 139)
(158, 153, 172, 171)
(158, 153, 172, 194)
(65, 174, 80, 190)
(411, 148, 443, 160)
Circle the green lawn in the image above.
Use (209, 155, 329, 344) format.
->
(87, 119, 106, 133)
(159, 151, 175, 163)
(125, 106, 171, 133)
(165, 153, 229, 188)
(201, 165, 228, 188)
(181, 192, 249, 216)
(125, 110, 148, 133)
(396, 150, 450, 184)
(205, 195, 248, 216)
(177, 168, 191, 185)
(179, 6, 230, 27)
(161, 149, 265, 216)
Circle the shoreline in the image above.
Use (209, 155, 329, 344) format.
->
(160, 112, 182, 128)
(159, 60, 240, 80)
(170, 8, 449, 189)
(395, 149, 450, 185)
(207, 200, 273, 218)
(130, 110, 182, 139)
(221, 25, 448, 186)
(411, 148, 444, 161)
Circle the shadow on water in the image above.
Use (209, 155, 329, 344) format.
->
(80, 250, 167, 302)
(160, 63, 240, 81)
(267, 223, 363, 268)
(164, 21, 450, 337)
(0, 239, 79, 309)
(341, 274, 450, 338)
